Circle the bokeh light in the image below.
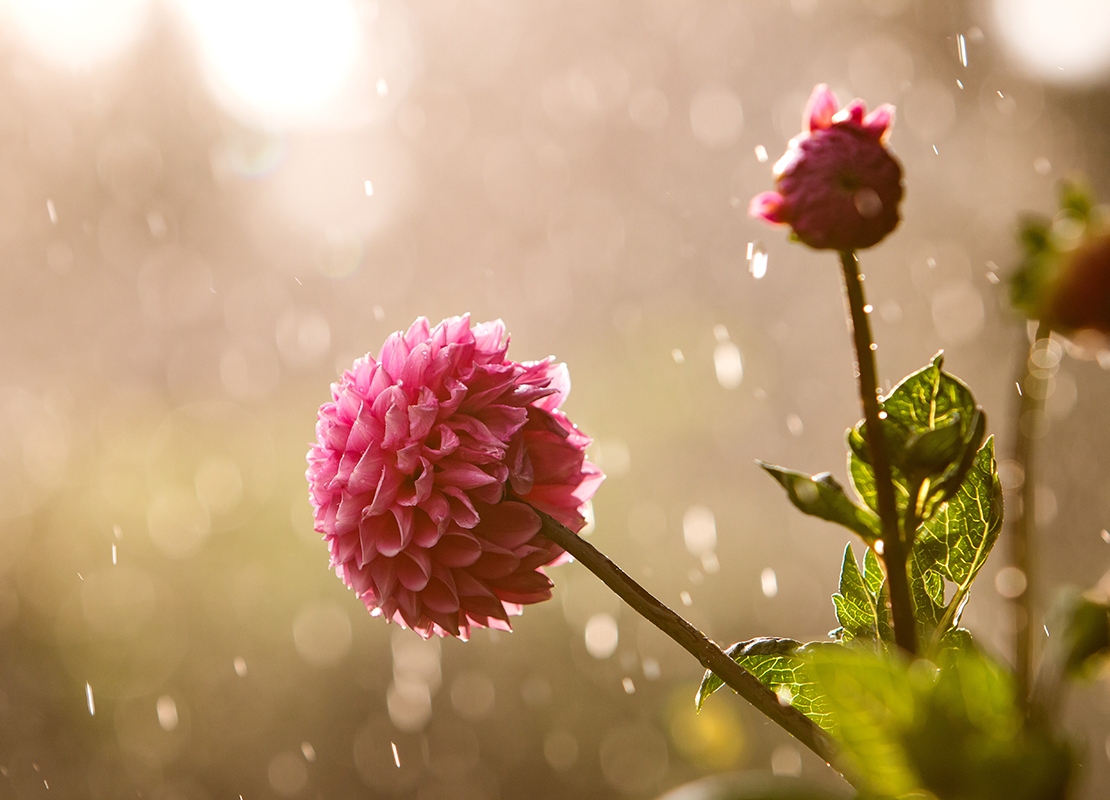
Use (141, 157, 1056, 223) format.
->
(992, 0, 1110, 85)
(177, 0, 361, 128)
(3, 0, 151, 70)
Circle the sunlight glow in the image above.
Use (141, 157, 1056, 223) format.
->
(5, 0, 151, 70)
(180, 0, 361, 128)
(992, 0, 1110, 85)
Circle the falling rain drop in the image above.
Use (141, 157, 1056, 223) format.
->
(113, 524, 122, 540)
(111, 543, 117, 565)
(747, 242, 768, 279)
(622, 677, 636, 694)
(714, 341, 743, 389)
(754, 144, 769, 162)
(86, 683, 95, 716)
(956, 79, 964, 89)
(364, 180, 374, 196)
(679, 591, 693, 606)
(584, 613, 619, 659)
(46, 199, 57, 224)
(376, 78, 389, 96)
(1101, 529, 1110, 543)
(156, 696, 179, 731)
(234, 657, 248, 677)
(957, 34, 968, 66)
(301, 742, 316, 762)
(683, 506, 717, 556)
(391, 741, 400, 768)
(761, 568, 778, 598)
(671, 348, 685, 364)
(372, 305, 385, 321)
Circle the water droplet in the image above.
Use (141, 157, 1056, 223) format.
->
(585, 613, 619, 659)
(113, 524, 122, 540)
(86, 683, 95, 715)
(986, 271, 1000, 284)
(156, 696, 179, 731)
(391, 742, 400, 768)
(1034, 157, 1051, 175)
(372, 305, 385, 321)
(786, 414, 804, 436)
(957, 34, 968, 67)
(874, 540, 885, 555)
(234, 656, 248, 676)
(46, 199, 57, 224)
(713, 324, 730, 342)
(642, 658, 661, 680)
(775, 685, 794, 705)
(870, 343, 878, 351)
(956, 79, 964, 89)
(700, 551, 720, 573)
(714, 341, 743, 388)
(683, 506, 717, 556)
(301, 742, 316, 762)
(111, 543, 117, 565)
(772, 744, 802, 777)
(1101, 529, 1110, 543)
(747, 241, 768, 278)
(932, 144, 939, 155)
(995, 566, 1027, 599)
(853, 188, 882, 219)
(622, 677, 636, 694)
(754, 144, 769, 162)
(679, 591, 693, 607)
(671, 348, 685, 364)
(364, 180, 374, 196)
(761, 568, 778, 598)
(863, 304, 873, 313)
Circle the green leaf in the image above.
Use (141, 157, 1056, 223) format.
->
(913, 438, 1004, 647)
(1060, 597, 1110, 678)
(832, 545, 881, 643)
(759, 463, 880, 543)
(696, 638, 835, 732)
(862, 547, 884, 597)
(847, 354, 986, 534)
(806, 647, 919, 797)
(809, 643, 1074, 800)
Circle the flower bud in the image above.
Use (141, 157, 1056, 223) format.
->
(1011, 181, 1110, 336)
(750, 84, 904, 252)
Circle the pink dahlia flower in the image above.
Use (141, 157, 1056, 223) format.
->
(750, 84, 903, 251)
(306, 316, 603, 639)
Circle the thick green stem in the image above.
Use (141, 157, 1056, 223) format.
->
(535, 510, 845, 777)
(1011, 322, 1051, 712)
(838, 250, 918, 657)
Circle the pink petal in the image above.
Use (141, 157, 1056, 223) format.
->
(804, 83, 839, 132)
(749, 191, 788, 224)
(863, 103, 895, 141)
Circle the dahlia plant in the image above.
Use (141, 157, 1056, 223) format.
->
(307, 85, 1110, 799)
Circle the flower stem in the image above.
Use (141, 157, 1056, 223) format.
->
(535, 510, 844, 776)
(1011, 322, 1051, 713)
(838, 250, 917, 657)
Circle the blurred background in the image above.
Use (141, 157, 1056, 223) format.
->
(2, 0, 1110, 797)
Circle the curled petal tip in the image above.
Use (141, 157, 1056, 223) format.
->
(863, 103, 896, 141)
(804, 84, 838, 132)
(749, 191, 787, 224)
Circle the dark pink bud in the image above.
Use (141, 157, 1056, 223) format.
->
(751, 84, 903, 252)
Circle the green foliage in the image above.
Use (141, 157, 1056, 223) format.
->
(848, 354, 986, 541)
(808, 644, 1073, 800)
(908, 438, 1003, 648)
(696, 638, 835, 732)
(1058, 596, 1110, 678)
(759, 463, 880, 543)
(831, 544, 891, 644)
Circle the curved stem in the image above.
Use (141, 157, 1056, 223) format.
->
(838, 250, 917, 656)
(1011, 322, 1051, 713)
(535, 511, 844, 777)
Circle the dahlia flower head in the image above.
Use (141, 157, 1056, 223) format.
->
(750, 84, 904, 252)
(306, 316, 603, 639)
(1011, 181, 1110, 336)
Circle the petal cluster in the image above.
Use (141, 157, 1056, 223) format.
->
(750, 84, 903, 252)
(306, 316, 603, 639)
